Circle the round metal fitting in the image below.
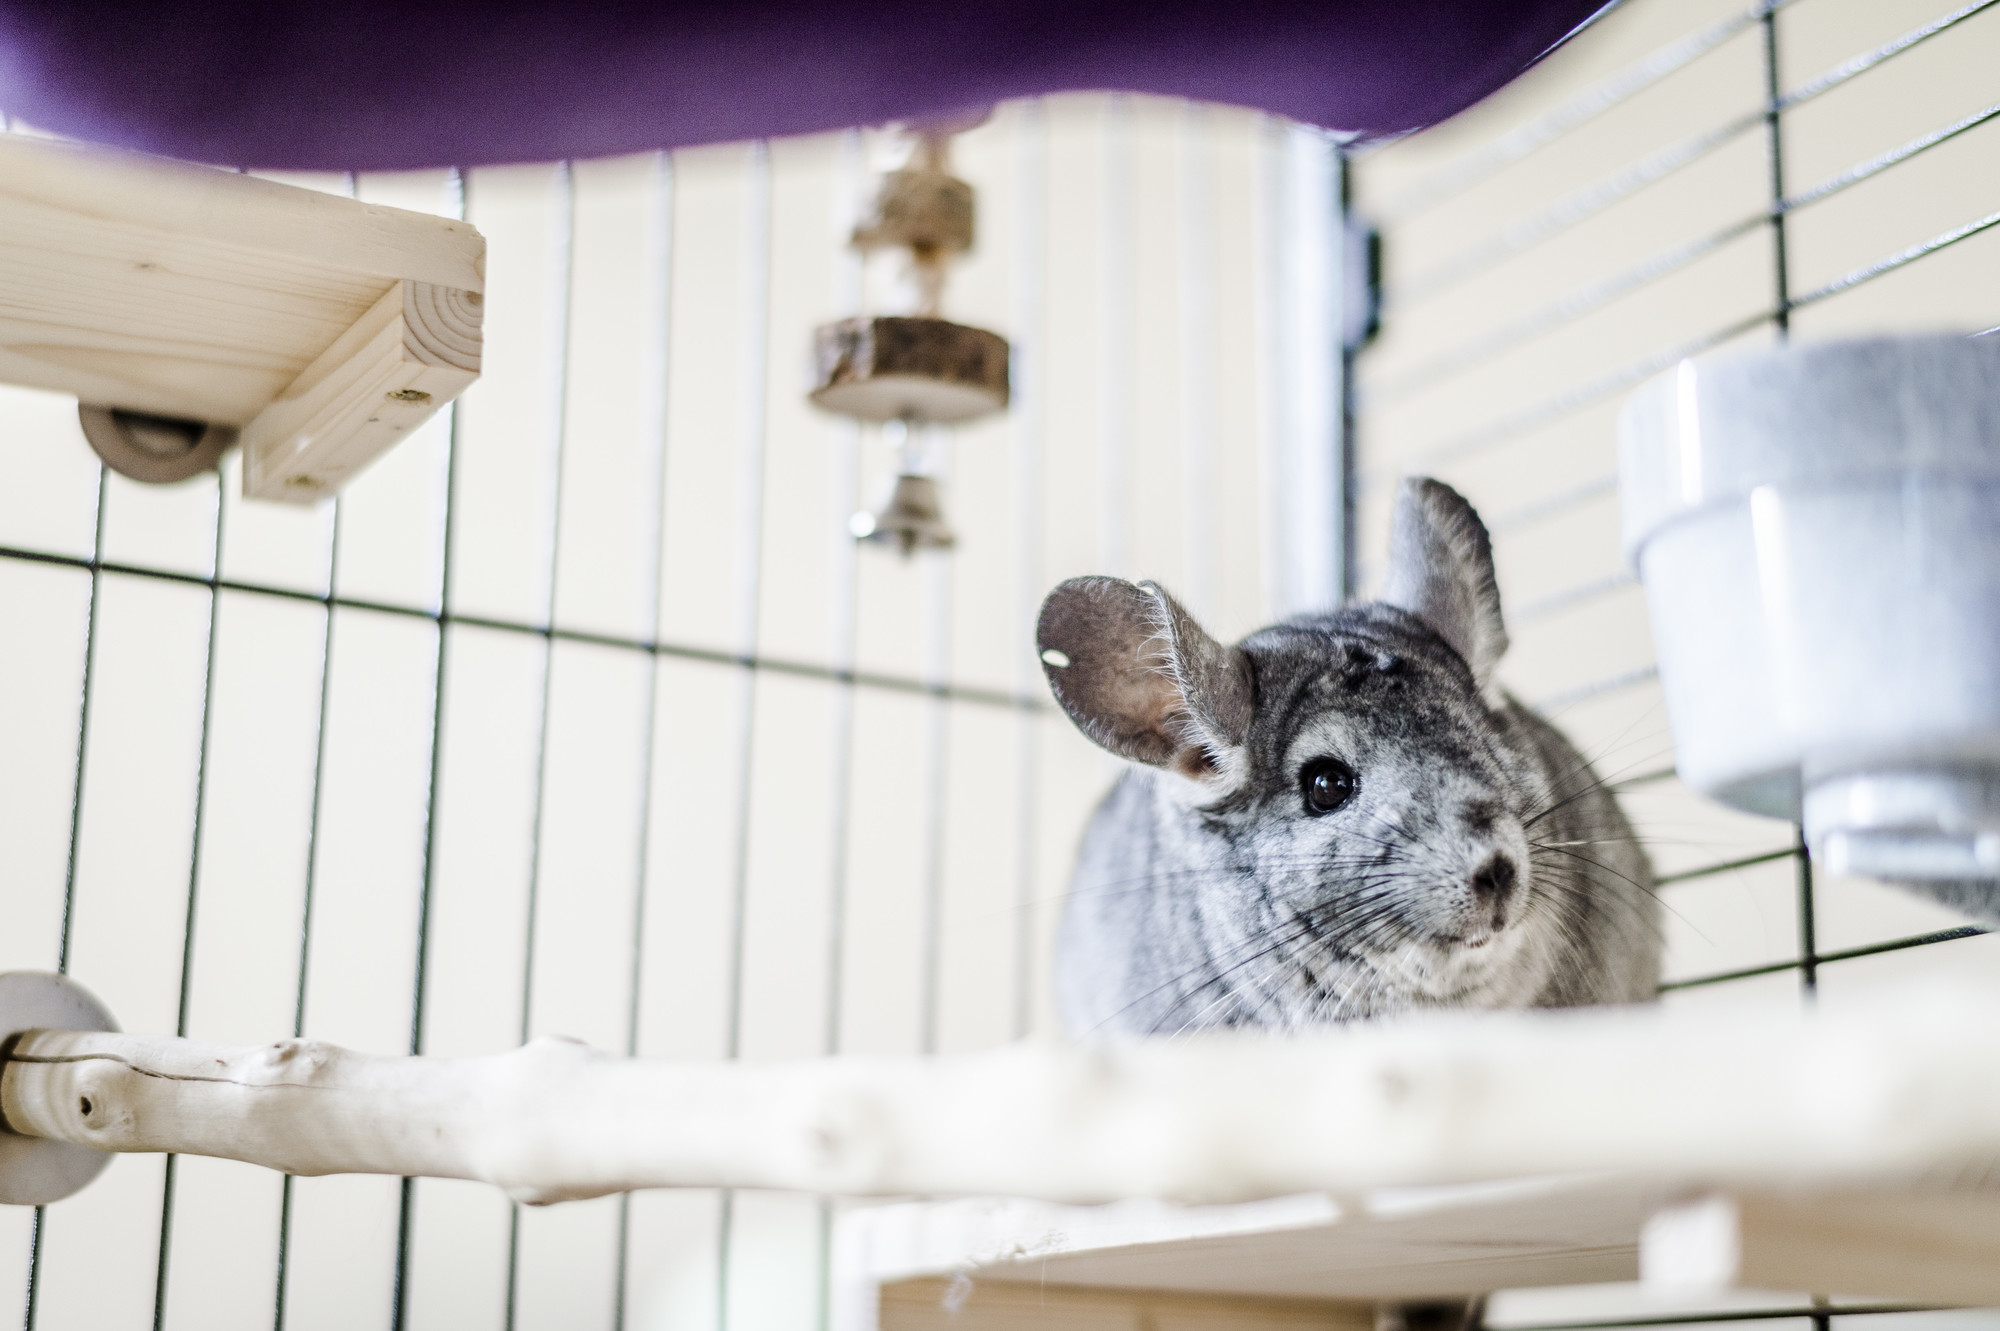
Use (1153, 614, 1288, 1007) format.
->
(0, 972, 118, 1206)
(78, 404, 237, 484)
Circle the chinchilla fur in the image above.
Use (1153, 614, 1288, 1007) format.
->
(1038, 477, 1660, 1037)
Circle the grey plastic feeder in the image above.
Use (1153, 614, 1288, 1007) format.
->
(1620, 335, 2000, 914)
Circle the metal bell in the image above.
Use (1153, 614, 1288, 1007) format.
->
(849, 473, 955, 556)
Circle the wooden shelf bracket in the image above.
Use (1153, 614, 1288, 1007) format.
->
(0, 132, 485, 502)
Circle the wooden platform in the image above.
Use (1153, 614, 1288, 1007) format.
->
(838, 1179, 2000, 1329)
(829, 977, 2000, 1329)
(0, 132, 483, 501)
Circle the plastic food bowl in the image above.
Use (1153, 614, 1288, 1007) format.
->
(1620, 334, 2000, 885)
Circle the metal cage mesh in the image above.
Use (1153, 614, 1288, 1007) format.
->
(0, 104, 1344, 1327)
(2, 0, 1998, 1322)
(1352, 0, 2000, 1325)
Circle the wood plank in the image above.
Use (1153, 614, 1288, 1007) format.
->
(851, 1180, 2000, 1320)
(840, 1180, 1648, 1307)
(0, 177, 386, 422)
(878, 1276, 1373, 1331)
(1642, 1190, 2000, 1305)
(0, 136, 482, 292)
(240, 281, 481, 502)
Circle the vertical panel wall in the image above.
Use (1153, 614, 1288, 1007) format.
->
(1350, 1, 2000, 1325)
(0, 97, 1343, 1330)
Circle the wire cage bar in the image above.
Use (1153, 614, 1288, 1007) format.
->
(1352, 0, 2000, 1191)
(1349, 3, 2000, 1324)
(0, 101, 1347, 1329)
(3, 0, 1999, 1323)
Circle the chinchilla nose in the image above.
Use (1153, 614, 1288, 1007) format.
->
(1469, 854, 1518, 903)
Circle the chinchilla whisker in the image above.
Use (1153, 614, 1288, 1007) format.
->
(1520, 782, 1611, 829)
(1102, 918, 1329, 1037)
(1527, 863, 1682, 943)
(1142, 946, 1313, 1037)
(1575, 721, 1677, 777)
(1521, 743, 1674, 825)
(1530, 844, 1659, 900)
(1058, 861, 1340, 908)
(1536, 859, 1664, 911)
(1529, 865, 1650, 907)
(1519, 743, 1674, 829)
(1151, 892, 1440, 1036)
(1062, 858, 1427, 913)
(1166, 966, 1293, 1037)
(1534, 834, 1713, 857)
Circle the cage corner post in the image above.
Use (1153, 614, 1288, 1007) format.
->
(1272, 124, 1353, 618)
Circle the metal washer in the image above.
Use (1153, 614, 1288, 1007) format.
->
(0, 972, 118, 1206)
(77, 405, 236, 485)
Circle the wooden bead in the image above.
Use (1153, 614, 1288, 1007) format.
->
(852, 168, 975, 257)
(810, 315, 1009, 423)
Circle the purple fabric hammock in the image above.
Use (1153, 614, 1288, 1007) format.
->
(0, 1, 1602, 170)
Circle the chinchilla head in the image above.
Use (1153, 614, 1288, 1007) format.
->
(1039, 477, 1646, 1032)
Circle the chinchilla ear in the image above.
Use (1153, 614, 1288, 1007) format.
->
(1036, 576, 1253, 780)
(1378, 476, 1509, 690)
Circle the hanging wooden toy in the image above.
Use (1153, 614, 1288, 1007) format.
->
(809, 123, 1010, 554)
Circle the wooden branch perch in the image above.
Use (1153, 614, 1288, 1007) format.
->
(5, 980, 2000, 1208)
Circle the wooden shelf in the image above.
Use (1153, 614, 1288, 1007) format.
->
(838, 1179, 2000, 1328)
(829, 978, 2000, 1329)
(0, 133, 483, 502)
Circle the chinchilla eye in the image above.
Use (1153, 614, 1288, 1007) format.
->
(1300, 758, 1357, 815)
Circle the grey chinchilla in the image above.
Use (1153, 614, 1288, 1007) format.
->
(1038, 476, 1660, 1037)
